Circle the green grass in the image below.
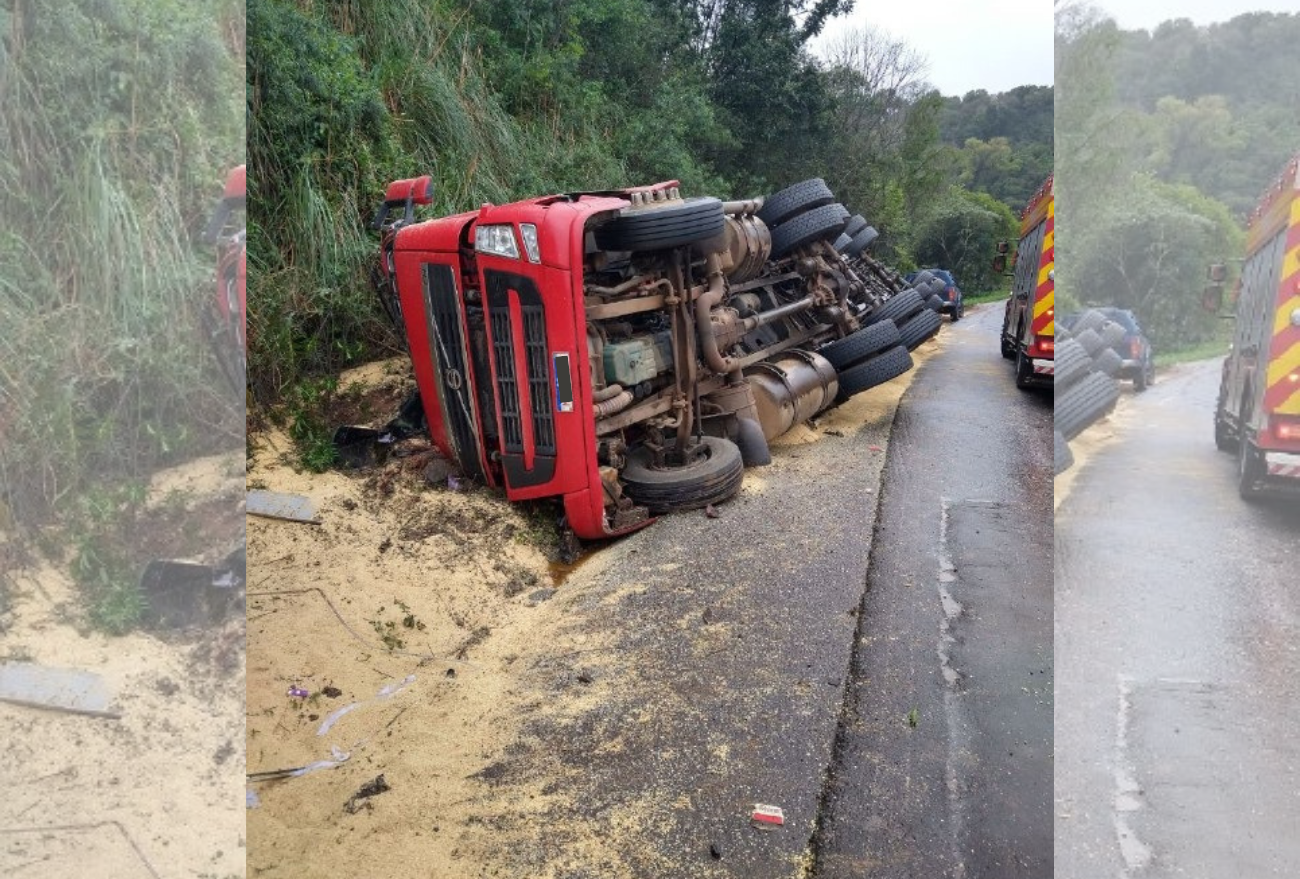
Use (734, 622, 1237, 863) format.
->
(964, 290, 1011, 307)
(1155, 339, 1230, 368)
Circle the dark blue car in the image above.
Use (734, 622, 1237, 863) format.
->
(905, 268, 964, 321)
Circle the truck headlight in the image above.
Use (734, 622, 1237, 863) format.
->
(520, 223, 541, 263)
(475, 224, 520, 259)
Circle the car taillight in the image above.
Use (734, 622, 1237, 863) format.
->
(947, 286, 956, 301)
(1130, 338, 1141, 358)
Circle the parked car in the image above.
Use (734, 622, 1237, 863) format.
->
(1060, 307, 1156, 391)
(905, 268, 963, 321)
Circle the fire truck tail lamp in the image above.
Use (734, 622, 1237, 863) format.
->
(1272, 415, 1300, 442)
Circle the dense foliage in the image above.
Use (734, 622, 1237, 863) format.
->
(1054, 8, 1291, 351)
(247, 0, 1048, 401)
(0, 0, 244, 524)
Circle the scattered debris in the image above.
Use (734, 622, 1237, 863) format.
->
(704, 504, 721, 519)
(527, 587, 556, 604)
(0, 661, 118, 718)
(710, 843, 723, 860)
(444, 668, 456, 678)
(422, 458, 455, 486)
(447, 475, 465, 492)
(576, 672, 594, 685)
(322, 685, 343, 698)
(247, 490, 320, 524)
(870, 445, 884, 453)
(287, 686, 309, 699)
(907, 708, 919, 727)
(751, 803, 785, 829)
(344, 774, 391, 814)
(317, 702, 360, 736)
(247, 789, 261, 809)
(825, 428, 845, 437)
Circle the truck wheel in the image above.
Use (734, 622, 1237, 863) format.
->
(1075, 328, 1104, 356)
(836, 344, 913, 399)
(757, 178, 835, 227)
(926, 294, 945, 312)
(842, 214, 868, 240)
(1056, 371, 1119, 440)
(1099, 321, 1126, 348)
(1214, 412, 1237, 452)
(1054, 338, 1090, 388)
(833, 232, 852, 252)
(595, 197, 726, 252)
(898, 308, 942, 350)
(1076, 310, 1107, 334)
(1000, 333, 1017, 360)
(843, 224, 879, 257)
(770, 203, 850, 258)
(818, 320, 901, 370)
(867, 289, 925, 327)
(1054, 430, 1074, 476)
(621, 436, 744, 513)
(1237, 437, 1265, 501)
(911, 270, 936, 287)
(1093, 347, 1122, 377)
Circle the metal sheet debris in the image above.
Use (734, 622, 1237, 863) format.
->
(0, 661, 118, 718)
(246, 490, 320, 524)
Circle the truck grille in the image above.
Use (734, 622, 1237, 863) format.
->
(423, 264, 483, 480)
(485, 270, 556, 479)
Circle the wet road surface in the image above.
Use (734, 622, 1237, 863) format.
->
(811, 303, 1054, 877)
(1055, 358, 1300, 878)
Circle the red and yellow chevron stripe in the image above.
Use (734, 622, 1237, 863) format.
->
(1030, 190, 1054, 339)
(1263, 190, 1300, 415)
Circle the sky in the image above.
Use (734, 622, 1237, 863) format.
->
(812, 0, 1053, 97)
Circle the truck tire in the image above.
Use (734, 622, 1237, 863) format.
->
(818, 320, 901, 370)
(833, 232, 852, 252)
(842, 214, 868, 240)
(898, 308, 942, 350)
(1054, 430, 1073, 475)
(1076, 328, 1105, 356)
(595, 197, 726, 252)
(1100, 321, 1126, 348)
(1237, 436, 1265, 500)
(1057, 371, 1119, 440)
(1076, 310, 1107, 334)
(770, 203, 850, 258)
(911, 270, 936, 288)
(837, 344, 913, 399)
(757, 178, 835, 227)
(867, 289, 925, 327)
(1214, 384, 1237, 452)
(621, 436, 744, 513)
(843, 224, 879, 257)
(1093, 347, 1122, 377)
(926, 294, 945, 312)
(1054, 337, 1090, 388)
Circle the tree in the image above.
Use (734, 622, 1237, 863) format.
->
(912, 186, 1018, 293)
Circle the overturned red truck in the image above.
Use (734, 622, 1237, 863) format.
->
(371, 177, 941, 539)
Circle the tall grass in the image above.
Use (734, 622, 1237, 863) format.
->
(0, 0, 244, 528)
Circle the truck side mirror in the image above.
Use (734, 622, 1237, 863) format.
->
(1202, 284, 1224, 314)
(992, 254, 1007, 274)
(1207, 263, 1227, 283)
(996, 240, 1009, 254)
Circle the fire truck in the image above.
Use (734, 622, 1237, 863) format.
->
(1000, 176, 1055, 388)
(1212, 153, 1300, 499)
(201, 164, 247, 391)
(371, 177, 940, 539)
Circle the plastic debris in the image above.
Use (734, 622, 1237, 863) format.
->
(247, 490, 320, 524)
(286, 686, 309, 698)
(378, 674, 416, 699)
(751, 804, 785, 829)
(247, 789, 261, 809)
(343, 774, 391, 814)
(447, 475, 464, 491)
(317, 702, 360, 736)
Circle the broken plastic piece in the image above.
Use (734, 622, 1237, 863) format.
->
(247, 490, 320, 524)
(317, 702, 360, 736)
(751, 804, 785, 828)
(286, 686, 309, 698)
(247, 789, 260, 809)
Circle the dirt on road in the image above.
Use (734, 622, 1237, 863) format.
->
(246, 339, 939, 879)
(0, 451, 247, 879)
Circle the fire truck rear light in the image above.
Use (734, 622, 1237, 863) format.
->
(1290, 307, 1300, 327)
(1038, 335, 1054, 354)
(520, 223, 541, 263)
(475, 224, 520, 259)
(1273, 416, 1300, 441)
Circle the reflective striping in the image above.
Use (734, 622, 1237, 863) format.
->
(1266, 463, 1300, 478)
(1272, 294, 1300, 335)
(1265, 338, 1300, 389)
(1276, 385, 1300, 416)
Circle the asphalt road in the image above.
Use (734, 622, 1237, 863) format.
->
(811, 303, 1054, 878)
(1055, 358, 1300, 878)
